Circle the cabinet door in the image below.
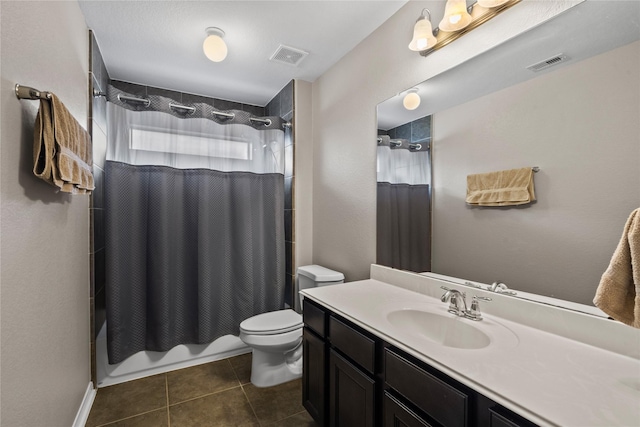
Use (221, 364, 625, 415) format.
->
(384, 392, 433, 427)
(329, 349, 376, 427)
(303, 328, 327, 426)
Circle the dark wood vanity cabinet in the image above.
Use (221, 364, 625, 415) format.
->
(303, 299, 328, 425)
(303, 298, 381, 427)
(302, 299, 537, 427)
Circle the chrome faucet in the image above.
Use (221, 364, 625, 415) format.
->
(440, 288, 468, 316)
(489, 281, 517, 296)
(440, 286, 492, 321)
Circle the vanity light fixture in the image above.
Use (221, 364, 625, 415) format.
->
(439, 0, 472, 32)
(203, 27, 228, 62)
(477, 0, 511, 8)
(408, 9, 438, 52)
(402, 88, 421, 111)
(409, 0, 521, 57)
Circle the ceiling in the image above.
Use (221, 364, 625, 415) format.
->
(78, 0, 408, 107)
(377, 0, 640, 129)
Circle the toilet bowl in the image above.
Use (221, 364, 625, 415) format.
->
(239, 309, 303, 387)
(238, 265, 344, 388)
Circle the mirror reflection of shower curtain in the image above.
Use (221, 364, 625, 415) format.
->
(377, 143, 431, 273)
(105, 99, 285, 365)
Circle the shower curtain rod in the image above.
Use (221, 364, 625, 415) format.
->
(114, 93, 283, 127)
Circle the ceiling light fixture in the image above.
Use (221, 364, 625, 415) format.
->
(402, 88, 421, 111)
(409, 0, 521, 57)
(203, 27, 227, 62)
(408, 9, 437, 52)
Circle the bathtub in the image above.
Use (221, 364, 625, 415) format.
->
(96, 322, 250, 387)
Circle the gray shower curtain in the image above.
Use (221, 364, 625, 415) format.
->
(104, 88, 285, 364)
(377, 182, 431, 273)
(106, 163, 284, 364)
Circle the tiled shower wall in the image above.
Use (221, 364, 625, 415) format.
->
(266, 81, 294, 307)
(89, 31, 109, 386)
(378, 115, 432, 144)
(88, 40, 297, 383)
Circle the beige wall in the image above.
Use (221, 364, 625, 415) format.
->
(432, 41, 640, 305)
(294, 80, 314, 269)
(310, 1, 580, 281)
(1, 2, 91, 425)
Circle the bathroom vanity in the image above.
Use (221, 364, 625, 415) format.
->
(300, 265, 640, 427)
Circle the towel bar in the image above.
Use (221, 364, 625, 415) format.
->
(532, 166, 540, 172)
(15, 84, 51, 100)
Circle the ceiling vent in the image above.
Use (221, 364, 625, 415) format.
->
(526, 54, 570, 72)
(269, 45, 309, 67)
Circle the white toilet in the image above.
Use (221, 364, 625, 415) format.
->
(239, 265, 344, 387)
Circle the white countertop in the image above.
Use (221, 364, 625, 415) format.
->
(301, 276, 640, 426)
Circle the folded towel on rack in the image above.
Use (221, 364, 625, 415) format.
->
(33, 93, 94, 194)
(465, 167, 535, 206)
(594, 208, 640, 328)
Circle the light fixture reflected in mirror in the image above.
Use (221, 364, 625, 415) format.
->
(402, 88, 421, 110)
(409, 0, 521, 57)
(203, 27, 228, 62)
(409, 9, 438, 52)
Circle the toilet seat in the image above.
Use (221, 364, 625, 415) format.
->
(240, 309, 303, 336)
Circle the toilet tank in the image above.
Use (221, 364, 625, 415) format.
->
(295, 265, 344, 312)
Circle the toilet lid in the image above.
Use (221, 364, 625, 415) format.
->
(240, 309, 303, 335)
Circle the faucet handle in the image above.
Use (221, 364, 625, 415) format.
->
(466, 296, 492, 321)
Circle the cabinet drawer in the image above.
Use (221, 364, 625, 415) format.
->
(385, 349, 468, 427)
(303, 298, 327, 338)
(329, 316, 376, 374)
(489, 407, 538, 427)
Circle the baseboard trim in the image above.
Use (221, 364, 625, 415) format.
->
(72, 382, 96, 427)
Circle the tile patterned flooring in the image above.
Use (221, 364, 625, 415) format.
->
(86, 353, 319, 427)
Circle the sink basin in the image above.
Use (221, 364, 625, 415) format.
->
(387, 309, 491, 349)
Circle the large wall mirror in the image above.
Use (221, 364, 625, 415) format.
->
(376, 1, 640, 310)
